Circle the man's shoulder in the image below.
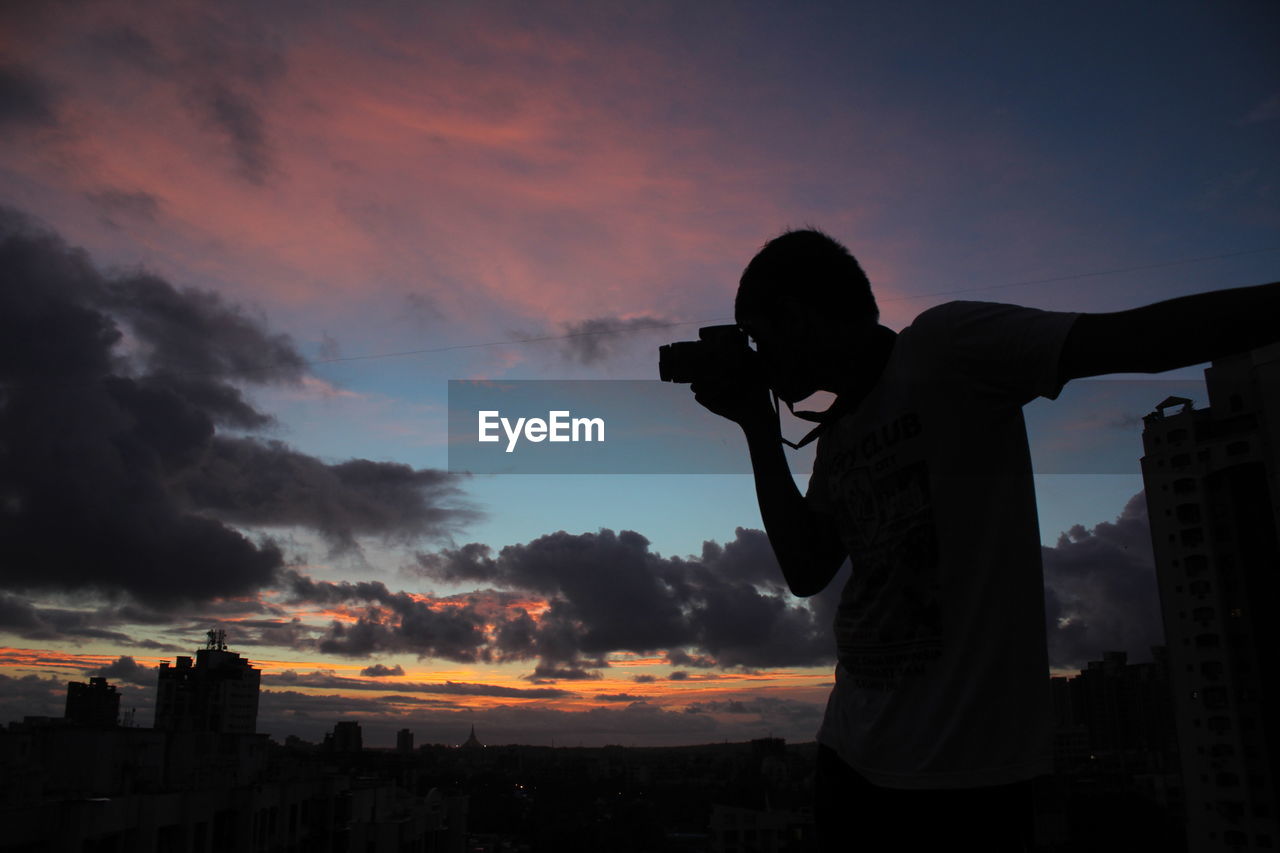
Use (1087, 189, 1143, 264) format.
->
(910, 300, 1032, 327)
(907, 300, 1070, 344)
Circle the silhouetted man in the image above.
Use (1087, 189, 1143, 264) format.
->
(690, 229, 1280, 851)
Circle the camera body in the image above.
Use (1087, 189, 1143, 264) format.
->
(658, 324, 757, 384)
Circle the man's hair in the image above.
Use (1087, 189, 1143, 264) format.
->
(736, 229, 878, 324)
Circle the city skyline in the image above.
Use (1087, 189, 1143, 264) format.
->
(3, 1, 1279, 749)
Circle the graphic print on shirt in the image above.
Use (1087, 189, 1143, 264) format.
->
(822, 411, 941, 689)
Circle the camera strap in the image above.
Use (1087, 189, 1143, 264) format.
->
(774, 392, 842, 450)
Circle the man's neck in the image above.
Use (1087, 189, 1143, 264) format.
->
(831, 324, 896, 401)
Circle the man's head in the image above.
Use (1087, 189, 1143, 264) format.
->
(735, 229, 880, 401)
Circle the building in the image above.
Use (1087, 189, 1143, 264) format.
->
(1141, 343, 1280, 852)
(154, 629, 260, 734)
(397, 728, 414, 753)
(327, 721, 364, 754)
(64, 677, 120, 728)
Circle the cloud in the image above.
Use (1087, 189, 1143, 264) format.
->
(86, 189, 163, 226)
(595, 692, 642, 702)
(0, 209, 473, 604)
(1042, 492, 1163, 671)
(418, 526, 832, 674)
(530, 663, 602, 681)
(0, 673, 66, 723)
(682, 696, 823, 727)
(665, 650, 718, 668)
(84, 25, 171, 76)
(174, 439, 478, 548)
(282, 573, 492, 661)
(0, 64, 58, 128)
(200, 83, 273, 183)
(360, 663, 404, 677)
(0, 595, 151, 646)
(89, 655, 155, 687)
(264, 669, 571, 699)
(556, 315, 671, 365)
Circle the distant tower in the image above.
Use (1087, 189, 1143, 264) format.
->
(326, 720, 363, 753)
(397, 727, 414, 753)
(64, 677, 120, 727)
(154, 630, 261, 734)
(1141, 344, 1280, 852)
(461, 724, 483, 749)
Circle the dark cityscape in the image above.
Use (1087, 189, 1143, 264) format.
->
(5, 343, 1279, 851)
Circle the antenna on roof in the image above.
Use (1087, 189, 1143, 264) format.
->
(206, 628, 227, 651)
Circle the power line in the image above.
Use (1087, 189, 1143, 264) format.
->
(307, 245, 1280, 369)
(881, 247, 1280, 302)
(19, 245, 1280, 385)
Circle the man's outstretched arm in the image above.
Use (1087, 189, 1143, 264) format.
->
(1059, 281, 1280, 381)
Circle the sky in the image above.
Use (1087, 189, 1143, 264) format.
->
(1, 0, 1277, 749)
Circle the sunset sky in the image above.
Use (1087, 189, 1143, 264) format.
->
(2, 1, 1278, 748)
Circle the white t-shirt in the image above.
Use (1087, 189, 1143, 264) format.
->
(808, 300, 1079, 789)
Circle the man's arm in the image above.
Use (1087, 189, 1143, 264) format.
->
(1058, 281, 1280, 381)
(692, 382, 847, 597)
(741, 421, 848, 597)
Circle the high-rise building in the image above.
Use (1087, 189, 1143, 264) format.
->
(326, 720, 363, 753)
(64, 677, 120, 728)
(1141, 343, 1280, 852)
(396, 727, 414, 753)
(154, 630, 260, 734)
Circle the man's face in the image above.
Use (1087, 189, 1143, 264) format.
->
(738, 299, 874, 403)
(738, 303, 828, 404)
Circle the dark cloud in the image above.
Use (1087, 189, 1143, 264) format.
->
(0, 64, 58, 128)
(668, 671, 689, 681)
(556, 315, 671, 365)
(0, 673, 65, 723)
(402, 293, 444, 328)
(283, 573, 490, 662)
(175, 439, 477, 548)
(682, 696, 823, 727)
(530, 663, 602, 681)
(0, 595, 146, 645)
(360, 663, 405, 678)
(1042, 492, 1163, 671)
(0, 209, 473, 606)
(86, 188, 163, 227)
(202, 83, 272, 183)
(84, 26, 170, 76)
(595, 693, 642, 702)
(64, 10, 288, 183)
(211, 616, 312, 649)
(418, 526, 832, 675)
(89, 655, 155, 687)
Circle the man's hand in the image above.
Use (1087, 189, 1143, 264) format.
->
(690, 374, 777, 435)
(691, 371, 846, 597)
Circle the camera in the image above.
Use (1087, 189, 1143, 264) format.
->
(658, 324, 758, 384)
